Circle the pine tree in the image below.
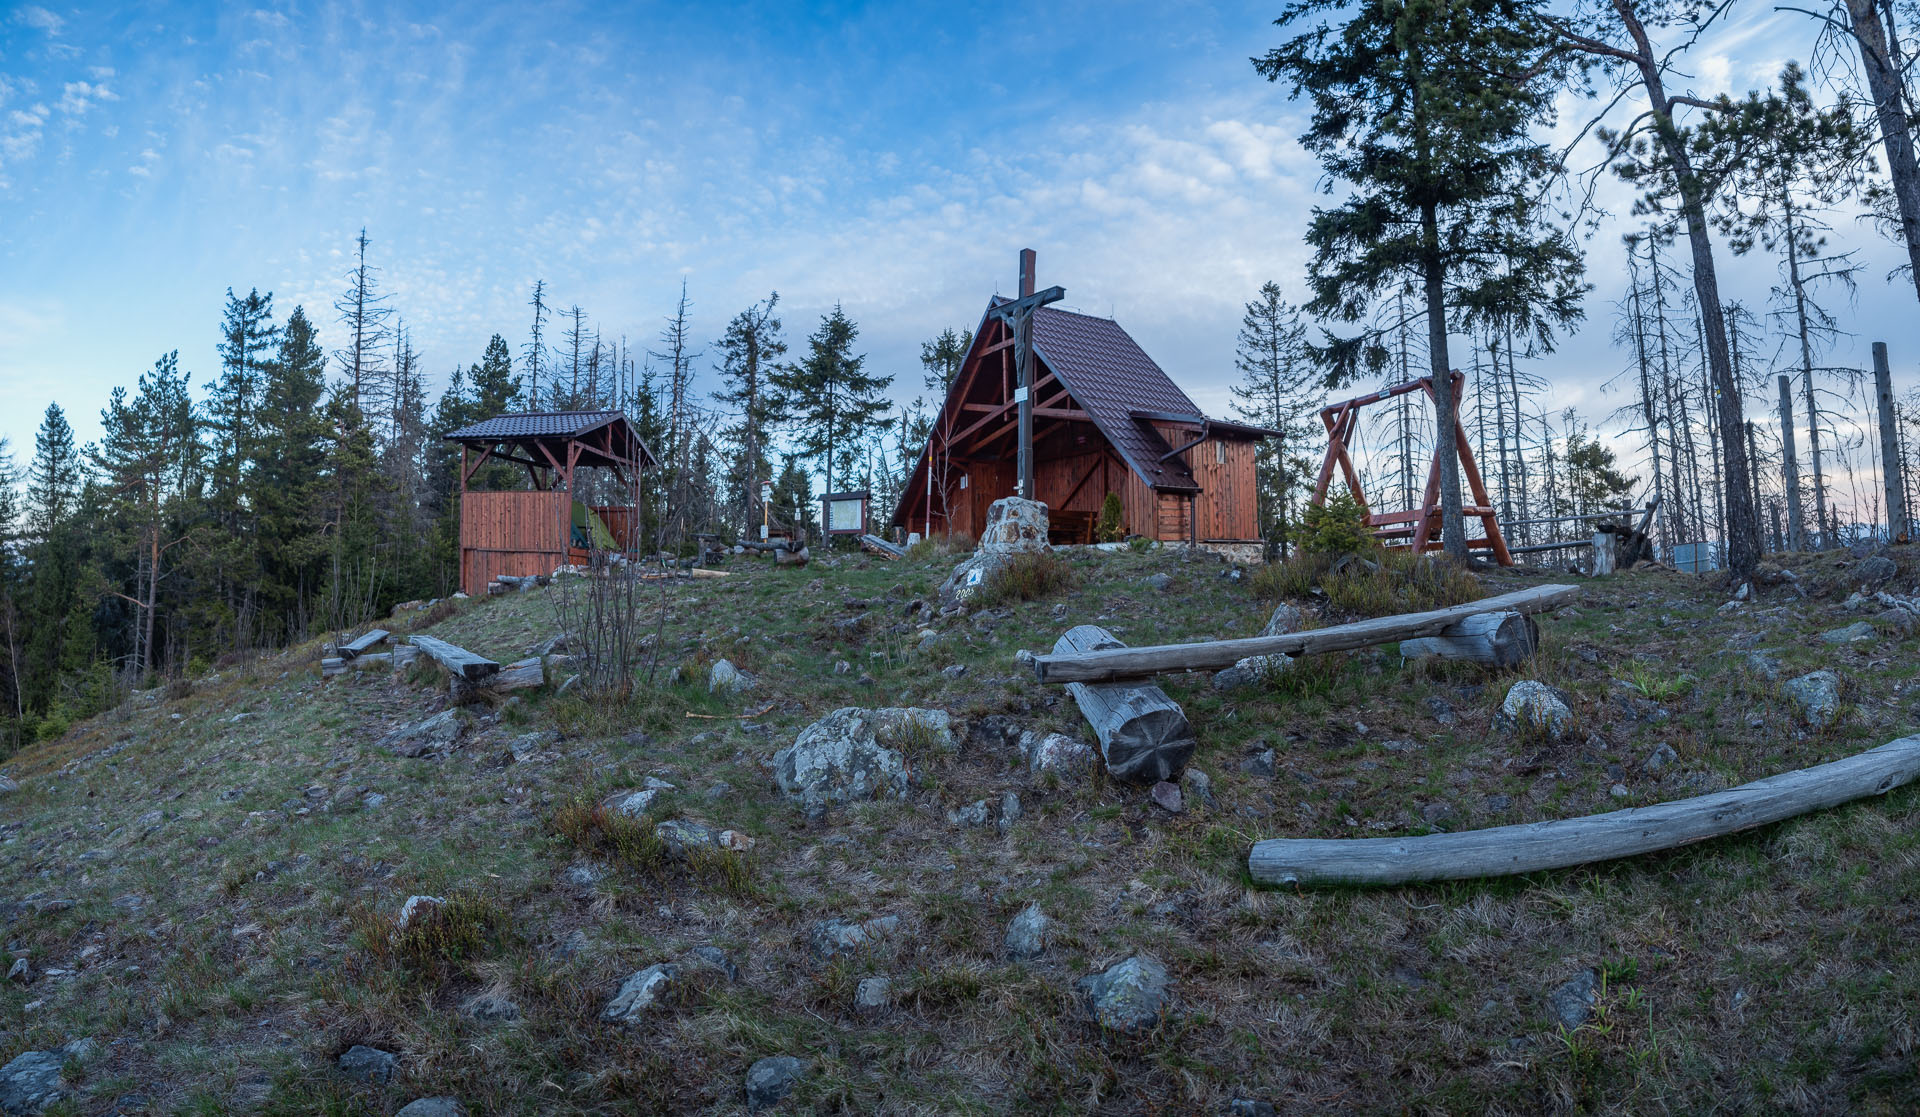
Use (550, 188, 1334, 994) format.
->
(205, 287, 278, 647)
(22, 404, 82, 718)
(524, 280, 550, 409)
(251, 306, 331, 643)
(919, 327, 972, 398)
(770, 305, 896, 494)
(713, 294, 786, 534)
(1257, 0, 1584, 560)
(1229, 281, 1319, 556)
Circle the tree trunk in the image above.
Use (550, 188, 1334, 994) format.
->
(1419, 202, 1468, 560)
(1631, 278, 1668, 556)
(1612, 0, 1761, 575)
(1845, 0, 1920, 306)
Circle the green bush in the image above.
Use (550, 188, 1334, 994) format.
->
(974, 550, 1076, 608)
(1095, 492, 1126, 543)
(1300, 491, 1378, 556)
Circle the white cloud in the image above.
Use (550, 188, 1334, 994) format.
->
(56, 80, 117, 116)
(13, 6, 63, 35)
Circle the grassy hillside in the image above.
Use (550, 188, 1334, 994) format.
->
(1, 542, 1916, 1114)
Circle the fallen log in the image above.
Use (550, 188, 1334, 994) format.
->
(1054, 625, 1196, 785)
(409, 635, 501, 682)
(321, 657, 346, 678)
(1399, 611, 1538, 669)
(1031, 584, 1580, 683)
(860, 534, 906, 558)
(334, 629, 390, 660)
(1249, 733, 1920, 887)
(492, 657, 545, 691)
(349, 652, 394, 670)
(775, 545, 810, 568)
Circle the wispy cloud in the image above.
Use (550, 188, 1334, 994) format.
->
(13, 6, 64, 35)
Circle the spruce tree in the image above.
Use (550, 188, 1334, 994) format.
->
(919, 327, 972, 398)
(1256, 0, 1584, 560)
(1230, 281, 1319, 556)
(251, 307, 331, 642)
(771, 305, 895, 494)
(713, 294, 786, 533)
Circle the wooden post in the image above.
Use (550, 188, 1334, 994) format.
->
(1399, 611, 1538, 668)
(1591, 530, 1616, 576)
(1873, 342, 1908, 542)
(1779, 374, 1807, 552)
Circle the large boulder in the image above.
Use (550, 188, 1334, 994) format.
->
(1075, 955, 1170, 1033)
(774, 708, 951, 810)
(1, 1040, 95, 1115)
(1261, 603, 1304, 638)
(378, 709, 470, 757)
(1785, 670, 1841, 727)
(937, 497, 1050, 607)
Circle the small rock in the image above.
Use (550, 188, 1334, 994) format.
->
(1212, 653, 1293, 691)
(833, 660, 852, 675)
(1785, 670, 1842, 727)
(1240, 749, 1276, 779)
(1149, 781, 1183, 814)
(942, 664, 968, 680)
(395, 1100, 468, 1117)
(379, 709, 470, 757)
(745, 1055, 808, 1110)
(947, 799, 991, 827)
(710, 659, 756, 694)
(1856, 554, 1898, 587)
(461, 992, 520, 1021)
(1423, 696, 1457, 726)
(1144, 573, 1172, 591)
(1230, 1100, 1278, 1117)
(809, 915, 901, 959)
(684, 945, 740, 982)
(1549, 970, 1598, 1030)
(606, 788, 665, 817)
(854, 976, 892, 1013)
(1498, 681, 1573, 739)
(1181, 767, 1214, 809)
(1076, 954, 1170, 1032)
(1260, 603, 1303, 637)
(1005, 903, 1052, 960)
(0, 775, 17, 796)
(6, 958, 27, 984)
(1820, 621, 1877, 644)
(0, 1045, 81, 1115)
(394, 895, 444, 934)
(1485, 794, 1512, 811)
(337, 1045, 398, 1084)
(997, 791, 1022, 834)
(1022, 731, 1096, 776)
(604, 963, 679, 1020)
(1644, 742, 1678, 773)
(1609, 783, 1629, 798)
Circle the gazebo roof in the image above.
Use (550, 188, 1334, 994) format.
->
(443, 409, 656, 473)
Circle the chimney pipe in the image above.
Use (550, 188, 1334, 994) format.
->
(1019, 248, 1036, 299)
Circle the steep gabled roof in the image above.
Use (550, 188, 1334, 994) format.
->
(1024, 302, 1204, 493)
(443, 409, 656, 472)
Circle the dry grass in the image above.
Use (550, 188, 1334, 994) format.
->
(973, 550, 1077, 609)
(0, 543, 1915, 1113)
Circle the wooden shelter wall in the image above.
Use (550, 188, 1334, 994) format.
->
(1187, 437, 1260, 540)
(459, 490, 568, 595)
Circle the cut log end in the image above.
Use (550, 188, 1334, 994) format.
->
(1056, 626, 1195, 785)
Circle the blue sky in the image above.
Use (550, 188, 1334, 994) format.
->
(0, 0, 1912, 495)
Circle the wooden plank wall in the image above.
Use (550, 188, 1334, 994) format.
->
(1188, 437, 1261, 540)
(591, 505, 638, 550)
(459, 490, 570, 595)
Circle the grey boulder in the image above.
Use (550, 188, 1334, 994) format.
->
(604, 963, 678, 1021)
(337, 1045, 398, 1084)
(395, 1099, 468, 1117)
(1005, 904, 1052, 961)
(1498, 681, 1572, 739)
(745, 1055, 808, 1110)
(1076, 954, 1170, 1033)
(1785, 670, 1842, 727)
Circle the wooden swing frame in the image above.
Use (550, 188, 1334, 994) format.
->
(1309, 371, 1513, 566)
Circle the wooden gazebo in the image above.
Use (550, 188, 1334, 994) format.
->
(444, 410, 656, 594)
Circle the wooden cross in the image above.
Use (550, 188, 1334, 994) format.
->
(987, 248, 1064, 500)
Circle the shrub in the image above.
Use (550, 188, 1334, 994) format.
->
(1095, 492, 1126, 543)
(353, 891, 512, 980)
(1300, 491, 1378, 556)
(1251, 547, 1479, 618)
(974, 550, 1076, 608)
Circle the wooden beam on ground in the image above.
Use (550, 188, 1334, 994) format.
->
(1399, 611, 1537, 668)
(409, 635, 501, 681)
(335, 629, 390, 660)
(1250, 733, 1920, 887)
(493, 657, 545, 691)
(1053, 625, 1196, 784)
(1031, 585, 1579, 683)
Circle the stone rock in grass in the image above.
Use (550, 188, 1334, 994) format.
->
(709, 659, 756, 695)
(1820, 621, 1877, 645)
(1149, 781, 1183, 814)
(1240, 749, 1276, 779)
(1005, 904, 1052, 961)
(6, 959, 27, 985)
(461, 992, 520, 1021)
(1261, 603, 1304, 638)
(977, 497, 1051, 553)
(605, 787, 667, 818)
(773, 708, 912, 809)
(1644, 742, 1678, 773)
(654, 819, 754, 857)
(1423, 696, 1457, 726)
(394, 895, 444, 934)
(1144, 573, 1172, 592)
(1745, 651, 1781, 681)
(1075, 955, 1170, 1033)
(0, 775, 17, 796)
(1181, 767, 1214, 809)
(745, 1056, 808, 1111)
(378, 709, 469, 757)
(854, 976, 892, 1014)
(1875, 608, 1917, 637)
(395, 1100, 468, 1117)
(1497, 681, 1572, 739)
(1549, 970, 1598, 1030)
(1212, 653, 1292, 691)
(1785, 670, 1842, 728)
(998, 791, 1022, 834)
(1020, 732, 1096, 777)
(684, 945, 740, 982)
(1855, 554, 1898, 588)
(1230, 1100, 1278, 1117)
(337, 1045, 398, 1084)
(809, 915, 901, 959)
(947, 800, 990, 827)
(603, 963, 678, 1021)
(0, 1040, 94, 1115)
